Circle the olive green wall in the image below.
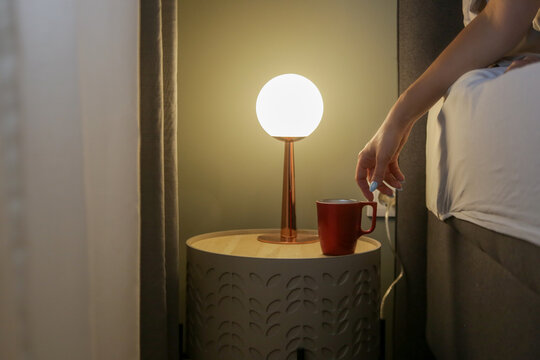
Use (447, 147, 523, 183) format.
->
(178, 0, 397, 352)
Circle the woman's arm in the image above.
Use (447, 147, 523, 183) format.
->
(356, 0, 540, 200)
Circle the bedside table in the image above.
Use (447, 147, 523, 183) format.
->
(186, 229, 380, 360)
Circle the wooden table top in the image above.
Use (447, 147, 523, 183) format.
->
(187, 229, 379, 259)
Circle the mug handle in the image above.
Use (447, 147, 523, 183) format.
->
(358, 201, 377, 236)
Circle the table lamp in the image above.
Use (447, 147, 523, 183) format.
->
(256, 74, 323, 244)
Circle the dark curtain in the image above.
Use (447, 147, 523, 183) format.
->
(140, 0, 179, 359)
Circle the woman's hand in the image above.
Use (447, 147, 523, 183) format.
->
(355, 0, 540, 200)
(356, 118, 409, 201)
(505, 55, 540, 72)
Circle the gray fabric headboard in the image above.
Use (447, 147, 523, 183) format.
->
(395, 1, 462, 358)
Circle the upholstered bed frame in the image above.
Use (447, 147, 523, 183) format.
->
(395, 1, 540, 359)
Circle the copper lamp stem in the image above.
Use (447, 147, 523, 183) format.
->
(257, 137, 317, 244)
(281, 140, 297, 241)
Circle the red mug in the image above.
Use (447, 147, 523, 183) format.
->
(316, 199, 377, 256)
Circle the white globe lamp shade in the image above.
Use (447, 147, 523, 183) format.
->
(256, 74, 323, 138)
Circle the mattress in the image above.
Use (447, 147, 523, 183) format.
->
(426, 62, 540, 246)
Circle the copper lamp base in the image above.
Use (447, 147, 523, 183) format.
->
(258, 230, 319, 244)
(257, 137, 319, 244)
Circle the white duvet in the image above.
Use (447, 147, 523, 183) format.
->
(426, 63, 540, 246)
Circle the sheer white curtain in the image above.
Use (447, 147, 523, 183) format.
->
(0, 0, 139, 359)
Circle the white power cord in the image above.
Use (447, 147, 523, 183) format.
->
(378, 192, 404, 320)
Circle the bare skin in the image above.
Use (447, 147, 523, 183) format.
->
(506, 55, 540, 72)
(356, 0, 540, 200)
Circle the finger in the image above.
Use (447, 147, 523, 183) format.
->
(389, 161, 405, 183)
(362, 185, 374, 201)
(357, 176, 373, 201)
(505, 61, 521, 73)
(377, 182, 395, 197)
(505, 59, 536, 73)
(370, 155, 390, 193)
(355, 159, 373, 201)
(384, 171, 402, 189)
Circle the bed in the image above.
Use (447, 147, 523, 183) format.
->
(394, 1, 540, 359)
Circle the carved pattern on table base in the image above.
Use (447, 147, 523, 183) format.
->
(187, 250, 380, 360)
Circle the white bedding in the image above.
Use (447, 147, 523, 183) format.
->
(426, 63, 540, 246)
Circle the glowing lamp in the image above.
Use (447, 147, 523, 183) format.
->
(256, 74, 323, 137)
(256, 74, 324, 243)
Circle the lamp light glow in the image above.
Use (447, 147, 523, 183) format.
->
(256, 74, 323, 138)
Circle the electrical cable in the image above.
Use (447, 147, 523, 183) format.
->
(378, 192, 405, 321)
